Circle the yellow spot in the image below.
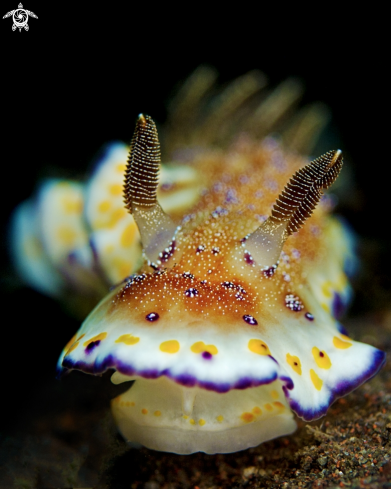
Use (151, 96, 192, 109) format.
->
(216, 415, 224, 422)
(115, 334, 140, 346)
(83, 332, 107, 346)
(104, 244, 114, 254)
(116, 163, 126, 173)
(65, 341, 79, 355)
(286, 353, 302, 375)
(252, 406, 262, 415)
(154, 411, 161, 417)
(333, 336, 352, 349)
(273, 402, 285, 410)
(125, 402, 132, 407)
(310, 369, 323, 390)
(98, 200, 111, 213)
(312, 347, 332, 369)
(160, 340, 180, 354)
(142, 408, 148, 414)
(182, 415, 189, 419)
(199, 419, 206, 426)
(321, 281, 333, 298)
(120, 222, 137, 247)
(321, 302, 330, 313)
(107, 208, 127, 228)
(112, 257, 133, 279)
(241, 412, 255, 423)
(63, 197, 82, 214)
(57, 226, 77, 246)
(64, 334, 77, 351)
(190, 418, 196, 425)
(248, 339, 270, 356)
(130, 402, 135, 406)
(109, 184, 122, 196)
(271, 390, 279, 399)
(190, 341, 218, 355)
(264, 403, 273, 411)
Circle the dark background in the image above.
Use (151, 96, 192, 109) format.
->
(0, 3, 388, 481)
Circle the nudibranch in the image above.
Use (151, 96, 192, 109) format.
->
(57, 113, 385, 454)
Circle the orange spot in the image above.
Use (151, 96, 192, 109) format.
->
(241, 412, 255, 423)
(252, 406, 262, 415)
(109, 184, 122, 196)
(141, 408, 148, 414)
(154, 410, 161, 417)
(333, 336, 352, 349)
(115, 334, 140, 345)
(130, 402, 135, 406)
(120, 222, 137, 247)
(312, 347, 332, 369)
(248, 339, 270, 355)
(265, 403, 273, 411)
(83, 332, 107, 347)
(98, 200, 111, 213)
(160, 340, 180, 353)
(310, 369, 323, 390)
(273, 402, 285, 410)
(271, 390, 279, 399)
(191, 341, 218, 355)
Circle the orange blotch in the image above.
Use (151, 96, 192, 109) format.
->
(241, 412, 255, 423)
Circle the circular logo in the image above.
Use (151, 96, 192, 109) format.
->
(12, 8, 28, 29)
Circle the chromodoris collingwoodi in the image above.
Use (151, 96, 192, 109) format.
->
(54, 82, 385, 454)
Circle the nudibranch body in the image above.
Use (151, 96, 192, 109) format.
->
(57, 112, 385, 454)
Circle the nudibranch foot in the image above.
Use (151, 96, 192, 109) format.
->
(111, 376, 296, 454)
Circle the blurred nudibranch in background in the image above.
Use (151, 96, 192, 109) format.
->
(10, 67, 385, 454)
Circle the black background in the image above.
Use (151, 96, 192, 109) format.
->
(0, 1, 389, 457)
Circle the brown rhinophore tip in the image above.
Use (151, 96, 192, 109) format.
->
(124, 114, 161, 212)
(269, 150, 343, 236)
